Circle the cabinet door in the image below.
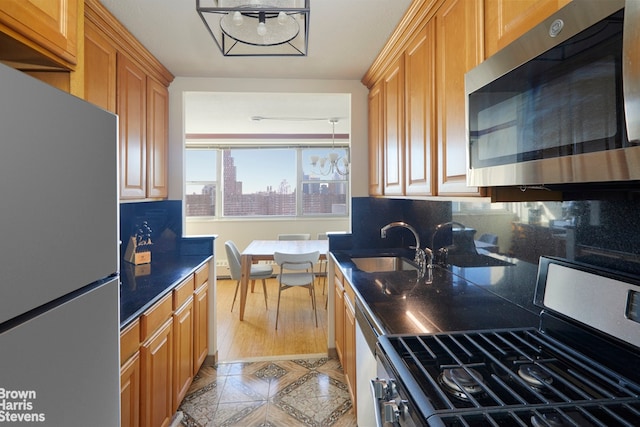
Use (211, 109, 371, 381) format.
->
(383, 57, 405, 196)
(194, 283, 209, 374)
(435, 0, 483, 196)
(146, 77, 169, 198)
(405, 23, 436, 196)
(141, 319, 173, 427)
(118, 53, 147, 200)
(334, 276, 345, 363)
(344, 296, 357, 408)
(173, 298, 194, 412)
(120, 352, 140, 427)
(84, 20, 116, 113)
(484, 0, 571, 58)
(368, 82, 384, 196)
(0, 0, 78, 66)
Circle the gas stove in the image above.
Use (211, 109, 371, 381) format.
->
(373, 257, 640, 426)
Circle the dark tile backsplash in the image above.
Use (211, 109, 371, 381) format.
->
(349, 197, 451, 250)
(348, 197, 640, 276)
(120, 200, 183, 258)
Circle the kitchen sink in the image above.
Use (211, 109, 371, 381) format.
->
(447, 253, 514, 268)
(351, 256, 418, 273)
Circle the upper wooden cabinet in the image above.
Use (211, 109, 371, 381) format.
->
(118, 53, 148, 200)
(484, 0, 572, 58)
(84, 0, 173, 201)
(84, 19, 116, 112)
(0, 0, 79, 68)
(435, 0, 483, 196)
(364, 0, 567, 197)
(146, 77, 169, 199)
(405, 23, 435, 196)
(367, 82, 384, 196)
(363, 0, 481, 197)
(382, 57, 405, 196)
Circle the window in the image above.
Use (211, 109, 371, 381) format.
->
(185, 146, 349, 218)
(185, 149, 217, 217)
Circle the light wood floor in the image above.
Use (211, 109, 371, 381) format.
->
(216, 275, 329, 362)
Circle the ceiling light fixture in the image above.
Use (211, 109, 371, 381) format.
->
(310, 118, 349, 177)
(196, 0, 310, 57)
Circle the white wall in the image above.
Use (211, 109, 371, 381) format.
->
(168, 77, 368, 263)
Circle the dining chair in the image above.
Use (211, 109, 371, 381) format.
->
(273, 251, 320, 329)
(225, 240, 272, 311)
(316, 233, 328, 295)
(277, 233, 311, 240)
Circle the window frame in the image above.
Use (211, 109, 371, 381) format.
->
(185, 145, 350, 219)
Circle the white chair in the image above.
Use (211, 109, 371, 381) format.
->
(225, 240, 272, 312)
(316, 232, 328, 294)
(273, 251, 319, 330)
(277, 233, 310, 240)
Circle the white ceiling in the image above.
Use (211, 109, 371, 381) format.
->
(99, 0, 412, 80)
(184, 91, 352, 135)
(98, 0, 413, 133)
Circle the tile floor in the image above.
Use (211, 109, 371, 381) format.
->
(176, 356, 358, 427)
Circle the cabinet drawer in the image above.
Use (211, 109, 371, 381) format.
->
(344, 280, 356, 306)
(194, 263, 209, 288)
(120, 319, 140, 365)
(140, 293, 172, 342)
(173, 276, 195, 310)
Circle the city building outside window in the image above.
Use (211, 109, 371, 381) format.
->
(185, 146, 349, 218)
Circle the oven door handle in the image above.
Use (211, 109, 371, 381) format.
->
(370, 379, 385, 426)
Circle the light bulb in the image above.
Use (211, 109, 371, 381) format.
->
(257, 22, 267, 36)
(329, 152, 339, 162)
(310, 155, 319, 165)
(232, 11, 243, 26)
(278, 11, 287, 25)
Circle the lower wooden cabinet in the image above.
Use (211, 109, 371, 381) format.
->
(173, 296, 194, 411)
(120, 353, 140, 427)
(120, 261, 211, 427)
(333, 262, 356, 409)
(141, 318, 174, 427)
(343, 287, 357, 408)
(334, 268, 345, 362)
(194, 282, 209, 374)
(120, 319, 141, 427)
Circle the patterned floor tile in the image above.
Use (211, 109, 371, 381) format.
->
(272, 372, 352, 426)
(179, 357, 356, 427)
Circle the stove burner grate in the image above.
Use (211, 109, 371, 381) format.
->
(517, 363, 553, 389)
(438, 367, 485, 400)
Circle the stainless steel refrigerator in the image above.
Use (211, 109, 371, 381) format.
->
(0, 63, 120, 425)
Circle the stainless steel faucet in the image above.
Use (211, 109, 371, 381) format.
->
(380, 221, 425, 267)
(431, 221, 466, 265)
(380, 221, 433, 281)
(381, 221, 420, 249)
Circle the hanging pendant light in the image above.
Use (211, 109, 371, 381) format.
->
(310, 118, 349, 176)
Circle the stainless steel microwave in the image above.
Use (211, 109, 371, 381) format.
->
(465, 0, 640, 188)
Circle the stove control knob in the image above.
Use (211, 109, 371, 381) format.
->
(372, 379, 388, 399)
(372, 379, 398, 400)
(382, 401, 400, 423)
(382, 400, 408, 423)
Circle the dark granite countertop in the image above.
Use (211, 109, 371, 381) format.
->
(119, 253, 212, 328)
(331, 249, 541, 336)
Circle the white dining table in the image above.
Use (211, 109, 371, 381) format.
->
(239, 239, 329, 321)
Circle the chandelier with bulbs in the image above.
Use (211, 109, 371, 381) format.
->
(310, 118, 349, 177)
(196, 0, 310, 56)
